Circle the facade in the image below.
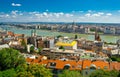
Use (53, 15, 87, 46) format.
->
(0, 44, 9, 50)
(115, 28, 120, 34)
(85, 27, 90, 34)
(93, 41, 103, 53)
(104, 27, 116, 34)
(44, 38, 55, 48)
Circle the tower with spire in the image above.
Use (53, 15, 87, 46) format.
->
(30, 29, 37, 47)
(31, 29, 37, 37)
(95, 28, 101, 41)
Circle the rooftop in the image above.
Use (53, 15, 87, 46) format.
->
(26, 58, 120, 71)
(55, 40, 77, 46)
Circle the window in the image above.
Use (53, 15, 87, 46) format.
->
(63, 64, 71, 69)
(50, 62, 56, 66)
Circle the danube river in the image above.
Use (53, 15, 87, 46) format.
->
(8, 28, 120, 43)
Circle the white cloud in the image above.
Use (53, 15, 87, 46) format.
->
(0, 11, 120, 23)
(43, 12, 48, 16)
(19, 13, 23, 16)
(5, 14, 9, 17)
(92, 14, 101, 17)
(53, 12, 64, 18)
(48, 13, 53, 17)
(85, 13, 91, 17)
(59, 12, 64, 15)
(106, 13, 112, 16)
(11, 10, 18, 15)
(0, 14, 9, 18)
(88, 10, 95, 13)
(98, 12, 104, 15)
(34, 13, 44, 18)
(65, 14, 73, 17)
(53, 13, 60, 17)
(12, 15, 16, 18)
(85, 12, 104, 17)
(11, 3, 21, 7)
(29, 11, 39, 15)
(10, 10, 23, 18)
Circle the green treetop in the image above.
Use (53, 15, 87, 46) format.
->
(0, 48, 25, 71)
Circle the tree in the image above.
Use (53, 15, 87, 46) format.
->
(75, 34, 78, 39)
(0, 48, 25, 71)
(111, 56, 120, 62)
(16, 64, 52, 77)
(89, 69, 119, 77)
(0, 69, 16, 77)
(38, 47, 43, 53)
(57, 35, 63, 38)
(59, 46, 65, 51)
(59, 46, 64, 49)
(30, 46, 35, 53)
(109, 70, 119, 77)
(58, 70, 82, 77)
(21, 39, 27, 50)
(21, 39, 26, 47)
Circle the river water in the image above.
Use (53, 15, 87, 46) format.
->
(8, 28, 120, 43)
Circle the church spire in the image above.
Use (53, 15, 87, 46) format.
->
(95, 28, 101, 41)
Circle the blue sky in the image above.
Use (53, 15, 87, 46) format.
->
(0, 0, 120, 23)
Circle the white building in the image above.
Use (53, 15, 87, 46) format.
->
(27, 44, 33, 53)
(110, 49, 120, 55)
(0, 44, 9, 50)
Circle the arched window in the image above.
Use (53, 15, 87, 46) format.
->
(90, 64, 96, 70)
(63, 64, 71, 69)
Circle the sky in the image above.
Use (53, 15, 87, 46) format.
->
(0, 0, 120, 23)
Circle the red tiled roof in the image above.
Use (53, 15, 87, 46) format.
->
(32, 59, 39, 63)
(14, 34, 23, 37)
(47, 60, 82, 70)
(26, 58, 120, 71)
(26, 58, 33, 63)
(92, 60, 109, 70)
(82, 60, 92, 69)
(7, 31, 14, 36)
(39, 60, 49, 65)
(110, 62, 120, 71)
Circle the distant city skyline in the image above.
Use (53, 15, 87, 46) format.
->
(1, 0, 120, 23)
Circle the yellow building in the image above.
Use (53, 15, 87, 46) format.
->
(55, 41, 77, 50)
